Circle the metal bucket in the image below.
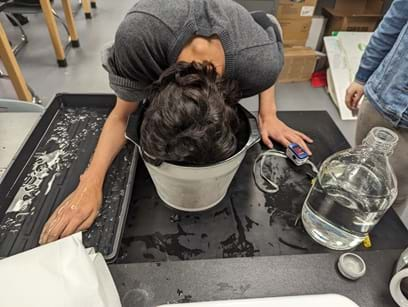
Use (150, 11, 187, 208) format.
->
(125, 102, 260, 212)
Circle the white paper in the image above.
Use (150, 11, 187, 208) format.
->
(301, 6, 315, 17)
(324, 36, 357, 120)
(0, 233, 121, 307)
(324, 32, 373, 121)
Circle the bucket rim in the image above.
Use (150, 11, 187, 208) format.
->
(126, 104, 261, 170)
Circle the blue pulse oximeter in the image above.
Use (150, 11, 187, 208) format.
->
(286, 143, 309, 166)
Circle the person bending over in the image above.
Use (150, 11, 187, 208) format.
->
(39, 0, 313, 244)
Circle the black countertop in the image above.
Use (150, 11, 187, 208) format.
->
(109, 111, 407, 306)
(109, 249, 402, 307)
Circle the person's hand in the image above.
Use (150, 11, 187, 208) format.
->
(39, 174, 103, 245)
(258, 113, 313, 155)
(346, 81, 365, 110)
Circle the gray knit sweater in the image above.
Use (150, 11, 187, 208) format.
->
(102, 0, 283, 102)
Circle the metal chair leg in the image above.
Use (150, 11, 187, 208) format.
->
(51, 9, 70, 38)
(0, 68, 42, 104)
(51, 9, 77, 52)
(3, 13, 28, 55)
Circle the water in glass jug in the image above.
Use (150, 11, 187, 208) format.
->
(302, 127, 399, 250)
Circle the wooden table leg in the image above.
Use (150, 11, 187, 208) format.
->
(91, 0, 97, 9)
(82, 0, 92, 19)
(61, 0, 80, 48)
(0, 21, 32, 101)
(39, 0, 67, 67)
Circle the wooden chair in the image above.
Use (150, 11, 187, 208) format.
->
(4, 0, 80, 67)
(0, 3, 33, 101)
(79, 0, 97, 19)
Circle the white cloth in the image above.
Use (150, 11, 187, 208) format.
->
(0, 233, 121, 307)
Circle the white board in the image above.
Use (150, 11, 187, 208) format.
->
(324, 32, 373, 121)
(324, 37, 356, 120)
(337, 32, 372, 82)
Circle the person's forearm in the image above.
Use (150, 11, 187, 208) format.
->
(82, 99, 139, 187)
(259, 85, 277, 118)
(356, 0, 408, 83)
(82, 114, 127, 185)
(257, 84, 313, 153)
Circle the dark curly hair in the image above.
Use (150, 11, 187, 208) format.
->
(140, 61, 242, 166)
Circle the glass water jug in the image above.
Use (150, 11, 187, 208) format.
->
(302, 127, 399, 250)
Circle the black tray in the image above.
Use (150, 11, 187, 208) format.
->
(0, 93, 137, 263)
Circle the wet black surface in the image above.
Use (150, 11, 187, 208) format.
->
(0, 94, 136, 262)
(117, 111, 408, 263)
(110, 249, 403, 307)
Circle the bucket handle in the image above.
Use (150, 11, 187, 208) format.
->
(124, 113, 140, 147)
(242, 107, 261, 150)
(124, 99, 149, 148)
(125, 107, 163, 165)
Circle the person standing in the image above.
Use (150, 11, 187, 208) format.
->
(345, 0, 408, 224)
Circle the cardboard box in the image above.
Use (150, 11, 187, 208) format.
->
(278, 47, 318, 83)
(334, 0, 366, 13)
(333, 0, 385, 14)
(280, 17, 313, 47)
(365, 0, 385, 14)
(323, 8, 382, 35)
(277, 0, 317, 18)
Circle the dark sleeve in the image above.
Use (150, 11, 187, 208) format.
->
(236, 13, 284, 97)
(101, 12, 174, 102)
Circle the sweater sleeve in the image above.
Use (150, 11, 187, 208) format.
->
(355, 0, 408, 84)
(102, 12, 174, 102)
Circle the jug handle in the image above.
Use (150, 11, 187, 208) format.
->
(390, 269, 408, 306)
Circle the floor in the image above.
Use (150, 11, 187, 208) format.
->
(0, 0, 357, 146)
